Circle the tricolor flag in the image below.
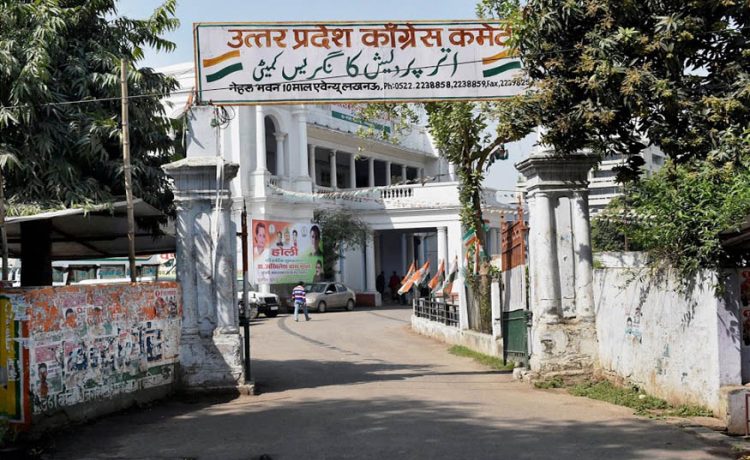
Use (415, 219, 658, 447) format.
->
(428, 259, 446, 293)
(399, 260, 430, 295)
(441, 257, 459, 297)
(401, 261, 416, 284)
(203, 50, 244, 83)
(481, 50, 522, 78)
(415, 260, 431, 286)
(463, 229, 479, 249)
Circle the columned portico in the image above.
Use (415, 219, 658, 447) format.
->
(330, 150, 338, 190)
(309, 144, 317, 191)
(368, 157, 375, 187)
(437, 226, 448, 265)
(252, 106, 270, 198)
(385, 161, 392, 186)
(274, 132, 286, 187)
(349, 153, 357, 189)
(293, 106, 312, 193)
(516, 151, 598, 377)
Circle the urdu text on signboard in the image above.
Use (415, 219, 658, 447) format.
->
(194, 21, 526, 105)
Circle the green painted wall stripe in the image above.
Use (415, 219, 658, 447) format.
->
(483, 61, 522, 78)
(206, 62, 243, 83)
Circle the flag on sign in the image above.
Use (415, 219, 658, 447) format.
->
(202, 50, 244, 83)
(441, 257, 459, 297)
(428, 259, 446, 293)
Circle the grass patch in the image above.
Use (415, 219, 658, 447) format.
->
(448, 345, 515, 371)
(569, 380, 712, 417)
(534, 376, 565, 389)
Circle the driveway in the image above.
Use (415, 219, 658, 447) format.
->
(46, 305, 732, 459)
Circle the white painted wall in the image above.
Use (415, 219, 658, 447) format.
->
(342, 245, 365, 292)
(594, 253, 743, 412)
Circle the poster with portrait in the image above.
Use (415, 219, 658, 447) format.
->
(252, 219, 324, 284)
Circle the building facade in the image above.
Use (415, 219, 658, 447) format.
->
(162, 63, 514, 302)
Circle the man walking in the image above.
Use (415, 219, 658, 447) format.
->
(292, 281, 310, 322)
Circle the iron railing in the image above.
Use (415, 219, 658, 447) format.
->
(414, 298, 460, 327)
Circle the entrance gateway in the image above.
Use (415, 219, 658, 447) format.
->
(163, 19, 594, 391)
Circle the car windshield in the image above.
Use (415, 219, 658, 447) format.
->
(306, 283, 327, 293)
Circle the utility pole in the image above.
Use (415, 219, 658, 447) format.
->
(121, 59, 137, 282)
(0, 168, 7, 281)
(240, 202, 251, 383)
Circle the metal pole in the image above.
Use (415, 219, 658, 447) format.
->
(241, 202, 251, 383)
(121, 59, 137, 282)
(0, 170, 8, 281)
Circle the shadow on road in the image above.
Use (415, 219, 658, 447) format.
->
(46, 396, 732, 460)
(252, 358, 512, 393)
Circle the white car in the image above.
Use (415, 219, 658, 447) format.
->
(304, 282, 357, 313)
(237, 284, 280, 319)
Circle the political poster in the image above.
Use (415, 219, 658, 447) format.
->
(194, 20, 527, 104)
(252, 219, 324, 284)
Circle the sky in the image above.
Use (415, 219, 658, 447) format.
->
(119, 0, 533, 197)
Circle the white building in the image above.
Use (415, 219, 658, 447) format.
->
(588, 145, 666, 215)
(162, 63, 514, 303)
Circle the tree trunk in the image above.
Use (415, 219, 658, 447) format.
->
(21, 220, 53, 286)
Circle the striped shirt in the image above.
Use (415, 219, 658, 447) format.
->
(292, 285, 306, 303)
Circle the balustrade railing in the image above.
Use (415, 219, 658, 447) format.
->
(413, 297, 460, 327)
(380, 187, 414, 199)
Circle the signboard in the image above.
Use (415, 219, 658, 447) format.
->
(252, 219, 324, 284)
(194, 21, 526, 105)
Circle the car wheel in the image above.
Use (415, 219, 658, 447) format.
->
(265, 310, 278, 318)
(318, 301, 327, 313)
(249, 307, 260, 320)
(346, 299, 355, 311)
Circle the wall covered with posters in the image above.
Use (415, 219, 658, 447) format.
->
(252, 219, 324, 284)
(0, 282, 180, 426)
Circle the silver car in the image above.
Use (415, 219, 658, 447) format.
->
(305, 282, 356, 313)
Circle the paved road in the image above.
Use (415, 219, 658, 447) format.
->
(47, 305, 732, 459)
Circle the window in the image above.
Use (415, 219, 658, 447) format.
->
(99, 265, 125, 279)
(68, 266, 97, 283)
(336, 284, 347, 292)
(590, 186, 622, 196)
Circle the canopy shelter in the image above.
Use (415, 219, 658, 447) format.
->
(5, 199, 175, 286)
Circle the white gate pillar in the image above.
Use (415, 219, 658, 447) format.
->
(163, 157, 246, 391)
(516, 151, 598, 377)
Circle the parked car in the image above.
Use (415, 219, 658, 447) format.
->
(301, 282, 356, 313)
(237, 284, 281, 318)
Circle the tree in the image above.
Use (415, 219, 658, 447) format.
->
(504, 0, 750, 280)
(313, 209, 370, 281)
(0, 0, 180, 284)
(507, 1, 750, 170)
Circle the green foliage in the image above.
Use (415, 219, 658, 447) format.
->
(534, 376, 565, 389)
(569, 380, 711, 417)
(570, 380, 669, 415)
(0, 0, 180, 218)
(510, 0, 750, 174)
(626, 160, 750, 282)
(448, 345, 516, 371)
(590, 194, 644, 253)
(313, 209, 370, 281)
